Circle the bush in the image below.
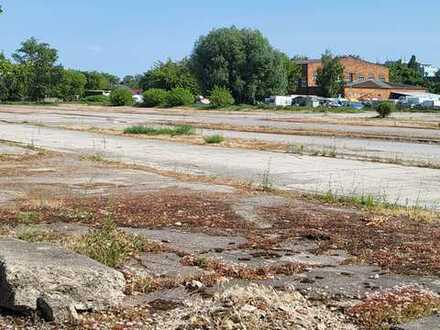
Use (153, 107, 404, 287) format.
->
(209, 86, 235, 107)
(110, 88, 133, 106)
(203, 134, 225, 144)
(376, 102, 394, 118)
(142, 88, 168, 107)
(165, 88, 194, 107)
(82, 95, 110, 104)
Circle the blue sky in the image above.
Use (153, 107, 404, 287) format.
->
(1, 0, 438, 77)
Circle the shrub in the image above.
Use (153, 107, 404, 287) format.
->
(142, 88, 168, 107)
(376, 101, 394, 118)
(203, 134, 225, 144)
(82, 95, 110, 104)
(124, 125, 194, 136)
(110, 88, 133, 106)
(165, 88, 194, 107)
(209, 86, 235, 107)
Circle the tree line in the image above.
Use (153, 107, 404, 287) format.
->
(0, 38, 120, 102)
(1, 27, 439, 104)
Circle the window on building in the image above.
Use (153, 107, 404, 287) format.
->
(358, 75, 365, 81)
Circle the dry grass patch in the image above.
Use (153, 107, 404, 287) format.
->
(259, 204, 440, 276)
(153, 284, 356, 329)
(1, 191, 248, 231)
(124, 271, 225, 295)
(181, 255, 305, 280)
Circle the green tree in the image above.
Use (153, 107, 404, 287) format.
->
(283, 56, 301, 94)
(0, 57, 31, 102)
(407, 55, 421, 73)
(122, 74, 143, 89)
(191, 26, 289, 104)
(59, 70, 87, 101)
(387, 60, 423, 86)
(83, 71, 118, 90)
(316, 51, 344, 97)
(12, 37, 61, 101)
(140, 59, 199, 95)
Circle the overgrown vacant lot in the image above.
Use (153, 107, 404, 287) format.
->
(0, 147, 439, 329)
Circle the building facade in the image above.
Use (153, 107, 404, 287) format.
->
(296, 56, 390, 96)
(344, 79, 427, 101)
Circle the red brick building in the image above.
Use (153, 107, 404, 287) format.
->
(296, 56, 390, 96)
(344, 79, 426, 101)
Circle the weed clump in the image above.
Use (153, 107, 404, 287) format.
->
(73, 219, 162, 268)
(15, 225, 58, 243)
(123, 125, 194, 136)
(203, 134, 224, 144)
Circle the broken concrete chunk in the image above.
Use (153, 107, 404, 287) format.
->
(0, 239, 125, 321)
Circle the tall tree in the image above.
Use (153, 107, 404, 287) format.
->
(407, 55, 421, 73)
(191, 26, 289, 103)
(316, 51, 344, 97)
(12, 37, 61, 100)
(83, 71, 114, 90)
(284, 57, 302, 94)
(58, 70, 87, 101)
(387, 60, 423, 86)
(140, 59, 199, 95)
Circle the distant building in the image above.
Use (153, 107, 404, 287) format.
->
(344, 79, 426, 101)
(420, 64, 439, 78)
(295, 56, 426, 101)
(296, 56, 389, 96)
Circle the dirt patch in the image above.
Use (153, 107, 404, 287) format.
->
(0, 191, 249, 234)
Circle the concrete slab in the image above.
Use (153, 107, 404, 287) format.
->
(121, 228, 247, 254)
(1, 123, 439, 208)
(395, 314, 440, 330)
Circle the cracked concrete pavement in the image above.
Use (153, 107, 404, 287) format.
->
(1, 121, 440, 208)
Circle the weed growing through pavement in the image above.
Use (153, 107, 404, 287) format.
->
(203, 134, 225, 144)
(16, 211, 40, 224)
(123, 125, 194, 136)
(15, 225, 58, 243)
(72, 218, 164, 268)
(260, 159, 273, 192)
